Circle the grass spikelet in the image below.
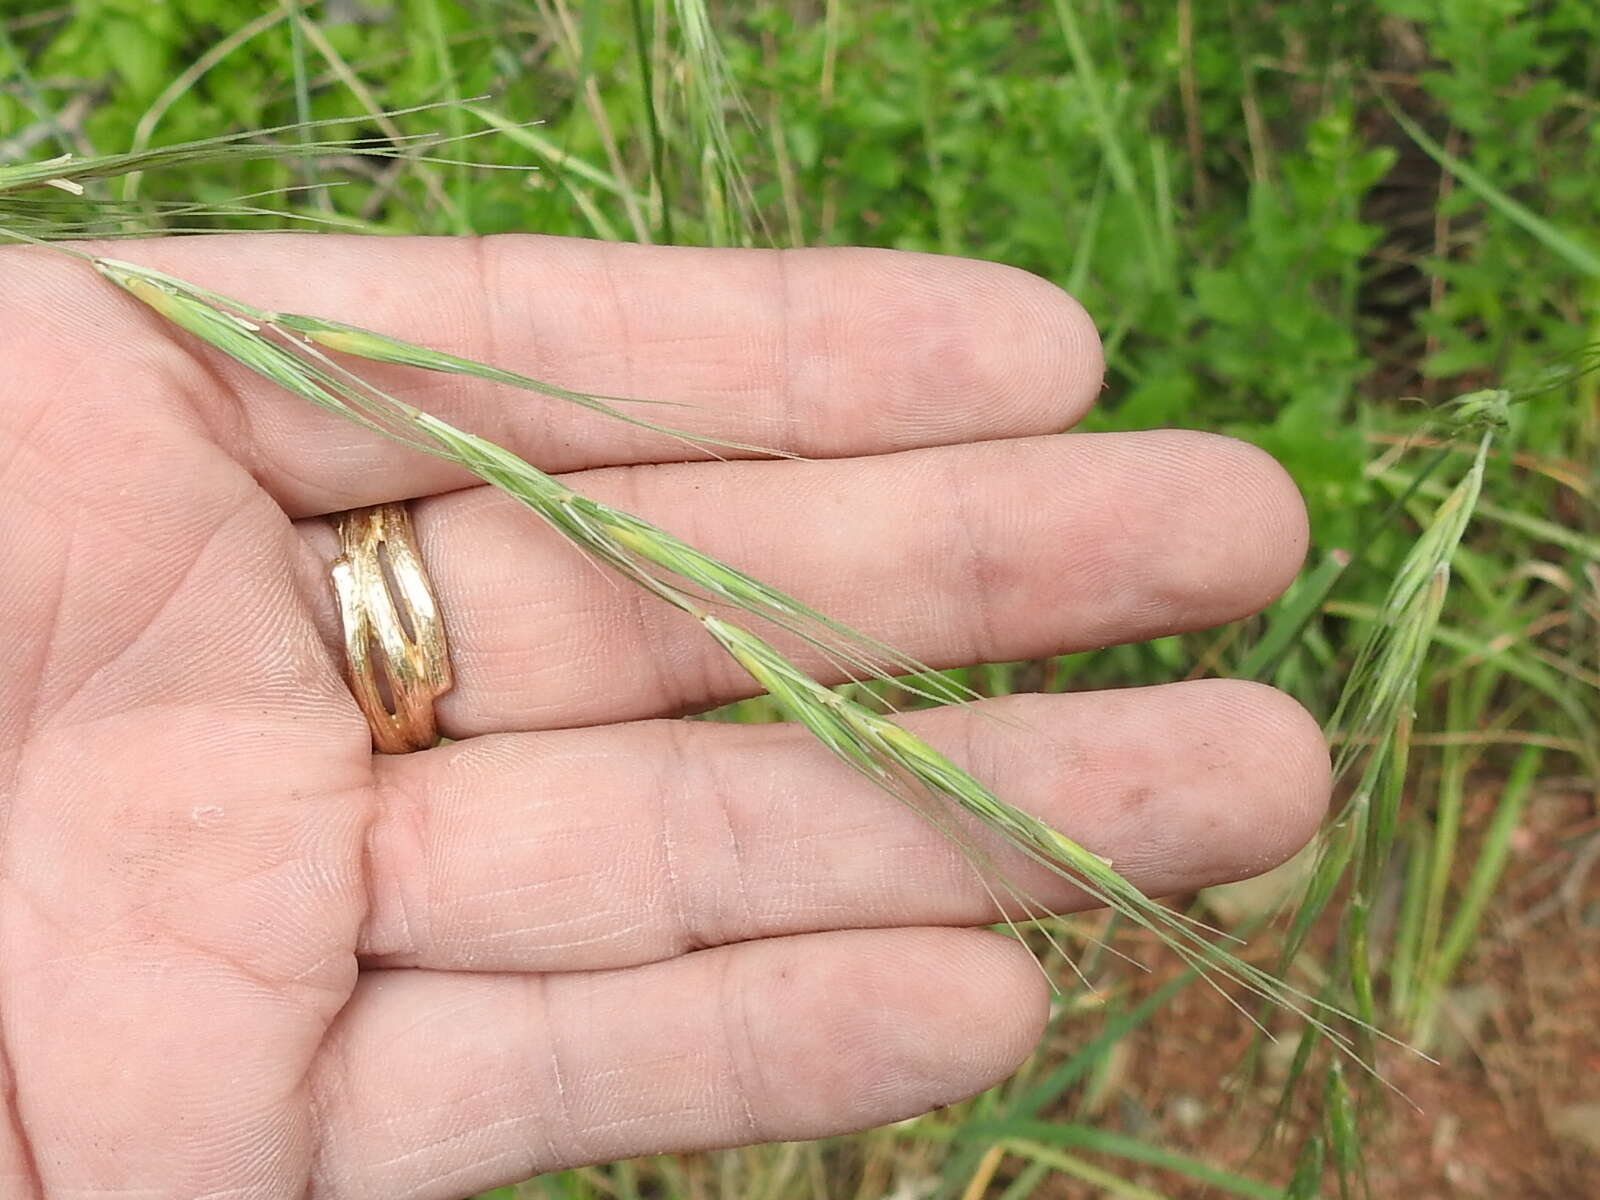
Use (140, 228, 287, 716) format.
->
(410, 407, 972, 705)
(1331, 429, 1491, 781)
(87, 255, 777, 460)
(269, 310, 793, 460)
(1273, 429, 1491, 982)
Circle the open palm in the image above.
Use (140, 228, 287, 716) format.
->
(0, 235, 1329, 1199)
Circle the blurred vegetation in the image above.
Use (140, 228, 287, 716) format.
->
(4, 0, 1598, 1195)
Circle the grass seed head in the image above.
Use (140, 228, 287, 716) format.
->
(75, 250, 1408, 1068)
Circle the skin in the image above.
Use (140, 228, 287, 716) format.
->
(0, 236, 1330, 1199)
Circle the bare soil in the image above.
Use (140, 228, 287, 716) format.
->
(1029, 775, 1600, 1198)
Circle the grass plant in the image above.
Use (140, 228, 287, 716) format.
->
(6, 1, 1598, 1194)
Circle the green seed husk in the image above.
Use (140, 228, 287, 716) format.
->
(270, 310, 794, 460)
(1330, 431, 1490, 782)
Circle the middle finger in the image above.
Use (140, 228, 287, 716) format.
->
(295, 428, 1307, 735)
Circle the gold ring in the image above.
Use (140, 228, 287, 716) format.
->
(330, 503, 454, 754)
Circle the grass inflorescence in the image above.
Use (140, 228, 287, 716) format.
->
(61, 242, 1406, 1070)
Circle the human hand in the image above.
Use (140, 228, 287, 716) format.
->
(0, 236, 1329, 1198)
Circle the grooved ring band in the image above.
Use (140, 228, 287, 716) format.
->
(330, 503, 454, 754)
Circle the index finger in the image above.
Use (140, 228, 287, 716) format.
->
(39, 235, 1103, 514)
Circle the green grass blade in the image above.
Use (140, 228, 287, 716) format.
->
(958, 1122, 1281, 1199)
(1378, 467, 1600, 560)
(1050, 0, 1167, 288)
(997, 1143, 1169, 1200)
(1412, 745, 1542, 1045)
(995, 1161, 1052, 1200)
(465, 105, 644, 202)
(1383, 92, 1600, 279)
(1324, 1064, 1365, 1198)
(1236, 548, 1352, 681)
(1400, 678, 1473, 1023)
(1388, 802, 1435, 1021)
(629, 0, 673, 243)
(1326, 600, 1597, 769)
(1284, 1131, 1326, 1200)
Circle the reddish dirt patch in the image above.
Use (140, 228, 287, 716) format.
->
(1019, 776, 1600, 1198)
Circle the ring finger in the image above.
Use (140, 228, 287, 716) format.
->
(358, 682, 1330, 972)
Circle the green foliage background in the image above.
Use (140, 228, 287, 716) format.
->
(4, 0, 1597, 1195)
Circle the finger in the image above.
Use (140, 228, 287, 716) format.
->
(358, 682, 1330, 971)
(296, 429, 1308, 734)
(20, 237, 1102, 514)
(308, 928, 1048, 1199)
